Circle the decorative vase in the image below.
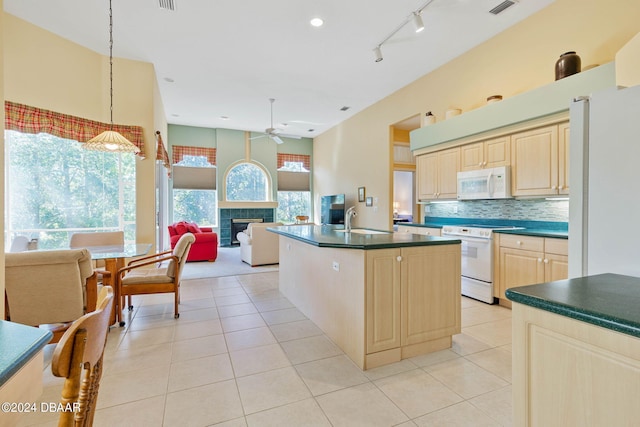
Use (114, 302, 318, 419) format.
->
(424, 112, 436, 125)
(445, 108, 461, 119)
(555, 51, 581, 80)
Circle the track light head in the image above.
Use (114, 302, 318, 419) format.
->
(374, 46, 383, 62)
(412, 12, 425, 33)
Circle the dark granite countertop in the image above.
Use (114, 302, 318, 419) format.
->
(268, 224, 460, 250)
(401, 217, 568, 239)
(0, 320, 52, 387)
(506, 273, 640, 338)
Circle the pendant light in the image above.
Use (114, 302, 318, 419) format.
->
(84, 0, 140, 154)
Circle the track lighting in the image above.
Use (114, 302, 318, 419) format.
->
(373, 46, 383, 62)
(412, 12, 424, 33)
(372, 0, 433, 63)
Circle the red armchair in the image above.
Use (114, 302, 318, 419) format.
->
(168, 222, 218, 262)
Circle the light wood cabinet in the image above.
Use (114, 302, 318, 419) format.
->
(366, 249, 401, 353)
(416, 147, 460, 200)
(460, 136, 510, 171)
(511, 122, 569, 196)
(365, 245, 461, 363)
(495, 234, 568, 301)
(396, 225, 440, 236)
(513, 303, 640, 425)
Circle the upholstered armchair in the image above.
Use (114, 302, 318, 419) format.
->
(168, 222, 218, 262)
(236, 222, 283, 266)
(5, 249, 99, 343)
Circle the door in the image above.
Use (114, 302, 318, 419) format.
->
(499, 247, 545, 299)
(511, 125, 559, 196)
(366, 249, 401, 354)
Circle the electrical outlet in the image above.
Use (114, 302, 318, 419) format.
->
(453, 205, 458, 214)
(425, 205, 431, 213)
(332, 261, 340, 271)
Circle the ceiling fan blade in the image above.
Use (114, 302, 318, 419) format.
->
(272, 135, 284, 144)
(249, 134, 267, 140)
(278, 133, 302, 140)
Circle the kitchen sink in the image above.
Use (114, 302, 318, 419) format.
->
(336, 229, 391, 235)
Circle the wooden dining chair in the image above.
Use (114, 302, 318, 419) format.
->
(70, 231, 125, 287)
(51, 286, 114, 427)
(116, 233, 195, 325)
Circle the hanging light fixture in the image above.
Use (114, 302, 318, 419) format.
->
(84, 0, 140, 154)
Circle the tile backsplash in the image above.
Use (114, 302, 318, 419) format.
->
(426, 199, 569, 222)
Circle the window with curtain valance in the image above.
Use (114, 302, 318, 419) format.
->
(171, 145, 216, 166)
(4, 101, 145, 157)
(277, 153, 310, 171)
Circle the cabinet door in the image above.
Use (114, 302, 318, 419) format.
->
(511, 125, 559, 196)
(437, 147, 460, 199)
(558, 122, 570, 195)
(544, 253, 568, 282)
(417, 153, 438, 200)
(484, 136, 511, 168)
(460, 142, 484, 171)
(366, 249, 401, 354)
(499, 247, 545, 299)
(401, 245, 461, 346)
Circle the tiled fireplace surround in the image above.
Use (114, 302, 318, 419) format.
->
(219, 208, 275, 246)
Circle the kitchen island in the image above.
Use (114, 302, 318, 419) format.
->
(268, 225, 461, 370)
(506, 273, 640, 425)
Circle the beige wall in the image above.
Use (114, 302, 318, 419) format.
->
(3, 13, 159, 251)
(314, 0, 640, 229)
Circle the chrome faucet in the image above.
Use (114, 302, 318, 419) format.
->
(345, 206, 357, 232)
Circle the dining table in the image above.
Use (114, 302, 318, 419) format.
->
(84, 243, 152, 325)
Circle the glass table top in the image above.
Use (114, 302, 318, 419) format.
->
(83, 243, 152, 260)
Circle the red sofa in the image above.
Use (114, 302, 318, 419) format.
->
(168, 222, 218, 262)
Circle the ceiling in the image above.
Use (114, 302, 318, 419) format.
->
(4, 0, 555, 139)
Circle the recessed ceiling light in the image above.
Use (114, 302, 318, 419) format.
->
(308, 129, 315, 132)
(171, 113, 179, 117)
(340, 106, 350, 111)
(164, 77, 175, 83)
(310, 17, 324, 27)
(220, 116, 229, 120)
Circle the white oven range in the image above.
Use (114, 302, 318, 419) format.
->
(441, 224, 522, 304)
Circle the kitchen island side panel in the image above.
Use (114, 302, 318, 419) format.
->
(279, 236, 367, 368)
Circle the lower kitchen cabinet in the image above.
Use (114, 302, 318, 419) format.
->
(495, 234, 568, 305)
(365, 245, 461, 365)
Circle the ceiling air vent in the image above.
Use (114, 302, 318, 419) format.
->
(489, 0, 516, 15)
(159, 0, 176, 11)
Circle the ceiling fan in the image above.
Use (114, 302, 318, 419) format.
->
(250, 98, 301, 144)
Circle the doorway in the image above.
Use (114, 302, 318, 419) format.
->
(389, 114, 421, 228)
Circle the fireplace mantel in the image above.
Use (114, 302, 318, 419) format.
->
(219, 201, 278, 209)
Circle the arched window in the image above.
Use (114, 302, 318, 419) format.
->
(225, 162, 270, 201)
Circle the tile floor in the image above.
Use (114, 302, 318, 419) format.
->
(19, 271, 513, 427)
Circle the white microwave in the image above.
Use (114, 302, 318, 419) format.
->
(457, 166, 512, 200)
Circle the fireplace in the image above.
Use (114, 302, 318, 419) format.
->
(231, 218, 263, 245)
(219, 208, 275, 246)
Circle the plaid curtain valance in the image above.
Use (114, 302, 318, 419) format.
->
(155, 131, 170, 170)
(172, 145, 216, 166)
(277, 153, 310, 170)
(4, 101, 145, 157)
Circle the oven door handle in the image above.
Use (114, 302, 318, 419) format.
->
(442, 234, 492, 244)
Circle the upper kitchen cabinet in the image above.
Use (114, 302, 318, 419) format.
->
(417, 147, 459, 201)
(511, 122, 569, 197)
(460, 136, 510, 172)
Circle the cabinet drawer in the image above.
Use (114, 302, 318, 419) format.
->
(499, 234, 544, 251)
(545, 238, 568, 256)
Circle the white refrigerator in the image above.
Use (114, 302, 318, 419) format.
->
(569, 84, 640, 278)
